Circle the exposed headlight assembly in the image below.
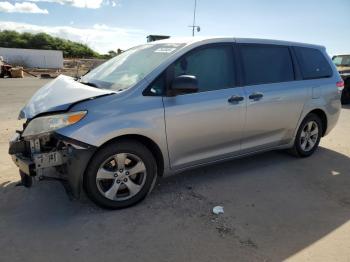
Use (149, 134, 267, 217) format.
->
(22, 111, 87, 138)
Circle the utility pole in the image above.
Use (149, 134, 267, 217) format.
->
(189, 0, 200, 36)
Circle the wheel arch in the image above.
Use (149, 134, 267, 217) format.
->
(308, 108, 328, 136)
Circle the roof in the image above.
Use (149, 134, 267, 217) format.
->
(151, 36, 326, 49)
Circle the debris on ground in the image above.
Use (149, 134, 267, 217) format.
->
(212, 206, 224, 215)
(40, 73, 55, 79)
(9, 67, 24, 78)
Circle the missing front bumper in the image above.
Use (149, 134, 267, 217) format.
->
(9, 132, 96, 198)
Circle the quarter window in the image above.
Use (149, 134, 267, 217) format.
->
(172, 45, 235, 92)
(294, 47, 332, 79)
(240, 44, 294, 85)
(144, 73, 165, 96)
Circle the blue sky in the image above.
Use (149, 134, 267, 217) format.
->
(0, 0, 349, 55)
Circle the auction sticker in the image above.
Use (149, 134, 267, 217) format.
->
(154, 48, 177, 53)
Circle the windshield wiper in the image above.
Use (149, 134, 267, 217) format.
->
(80, 81, 100, 88)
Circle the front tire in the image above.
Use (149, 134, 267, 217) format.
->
(84, 140, 157, 209)
(291, 113, 323, 158)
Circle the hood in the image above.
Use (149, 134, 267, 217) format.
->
(19, 75, 115, 119)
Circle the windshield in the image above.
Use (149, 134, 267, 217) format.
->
(332, 55, 350, 66)
(80, 43, 185, 91)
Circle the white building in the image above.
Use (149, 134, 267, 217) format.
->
(0, 47, 63, 69)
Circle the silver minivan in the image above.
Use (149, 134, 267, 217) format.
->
(9, 37, 343, 209)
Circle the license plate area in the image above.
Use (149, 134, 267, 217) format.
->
(33, 151, 67, 169)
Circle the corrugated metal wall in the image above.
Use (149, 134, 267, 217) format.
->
(0, 48, 63, 69)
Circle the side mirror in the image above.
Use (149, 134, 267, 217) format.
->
(169, 75, 198, 96)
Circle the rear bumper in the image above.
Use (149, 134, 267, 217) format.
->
(9, 132, 96, 198)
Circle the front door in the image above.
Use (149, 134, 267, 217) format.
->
(163, 44, 246, 169)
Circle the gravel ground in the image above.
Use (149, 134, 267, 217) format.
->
(0, 78, 350, 262)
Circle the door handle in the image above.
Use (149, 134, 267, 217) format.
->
(249, 92, 264, 101)
(228, 95, 244, 103)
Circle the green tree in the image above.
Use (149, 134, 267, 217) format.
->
(108, 50, 118, 57)
(0, 30, 102, 58)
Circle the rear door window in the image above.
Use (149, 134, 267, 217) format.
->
(294, 47, 332, 79)
(239, 44, 294, 86)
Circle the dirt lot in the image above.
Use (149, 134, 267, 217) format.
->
(0, 78, 350, 262)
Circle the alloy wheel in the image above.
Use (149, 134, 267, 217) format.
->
(300, 120, 319, 152)
(96, 153, 147, 201)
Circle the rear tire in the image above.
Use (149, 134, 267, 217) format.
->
(290, 113, 323, 158)
(341, 79, 350, 104)
(341, 89, 350, 104)
(84, 140, 157, 209)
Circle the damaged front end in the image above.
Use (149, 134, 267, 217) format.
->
(9, 113, 96, 198)
(7, 75, 116, 198)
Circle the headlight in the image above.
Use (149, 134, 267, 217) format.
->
(22, 111, 87, 138)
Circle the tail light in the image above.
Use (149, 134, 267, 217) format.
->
(336, 81, 344, 93)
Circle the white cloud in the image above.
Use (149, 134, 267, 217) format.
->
(26, 0, 118, 9)
(0, 21, 145, 53)
(0, 1, 48, 13)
